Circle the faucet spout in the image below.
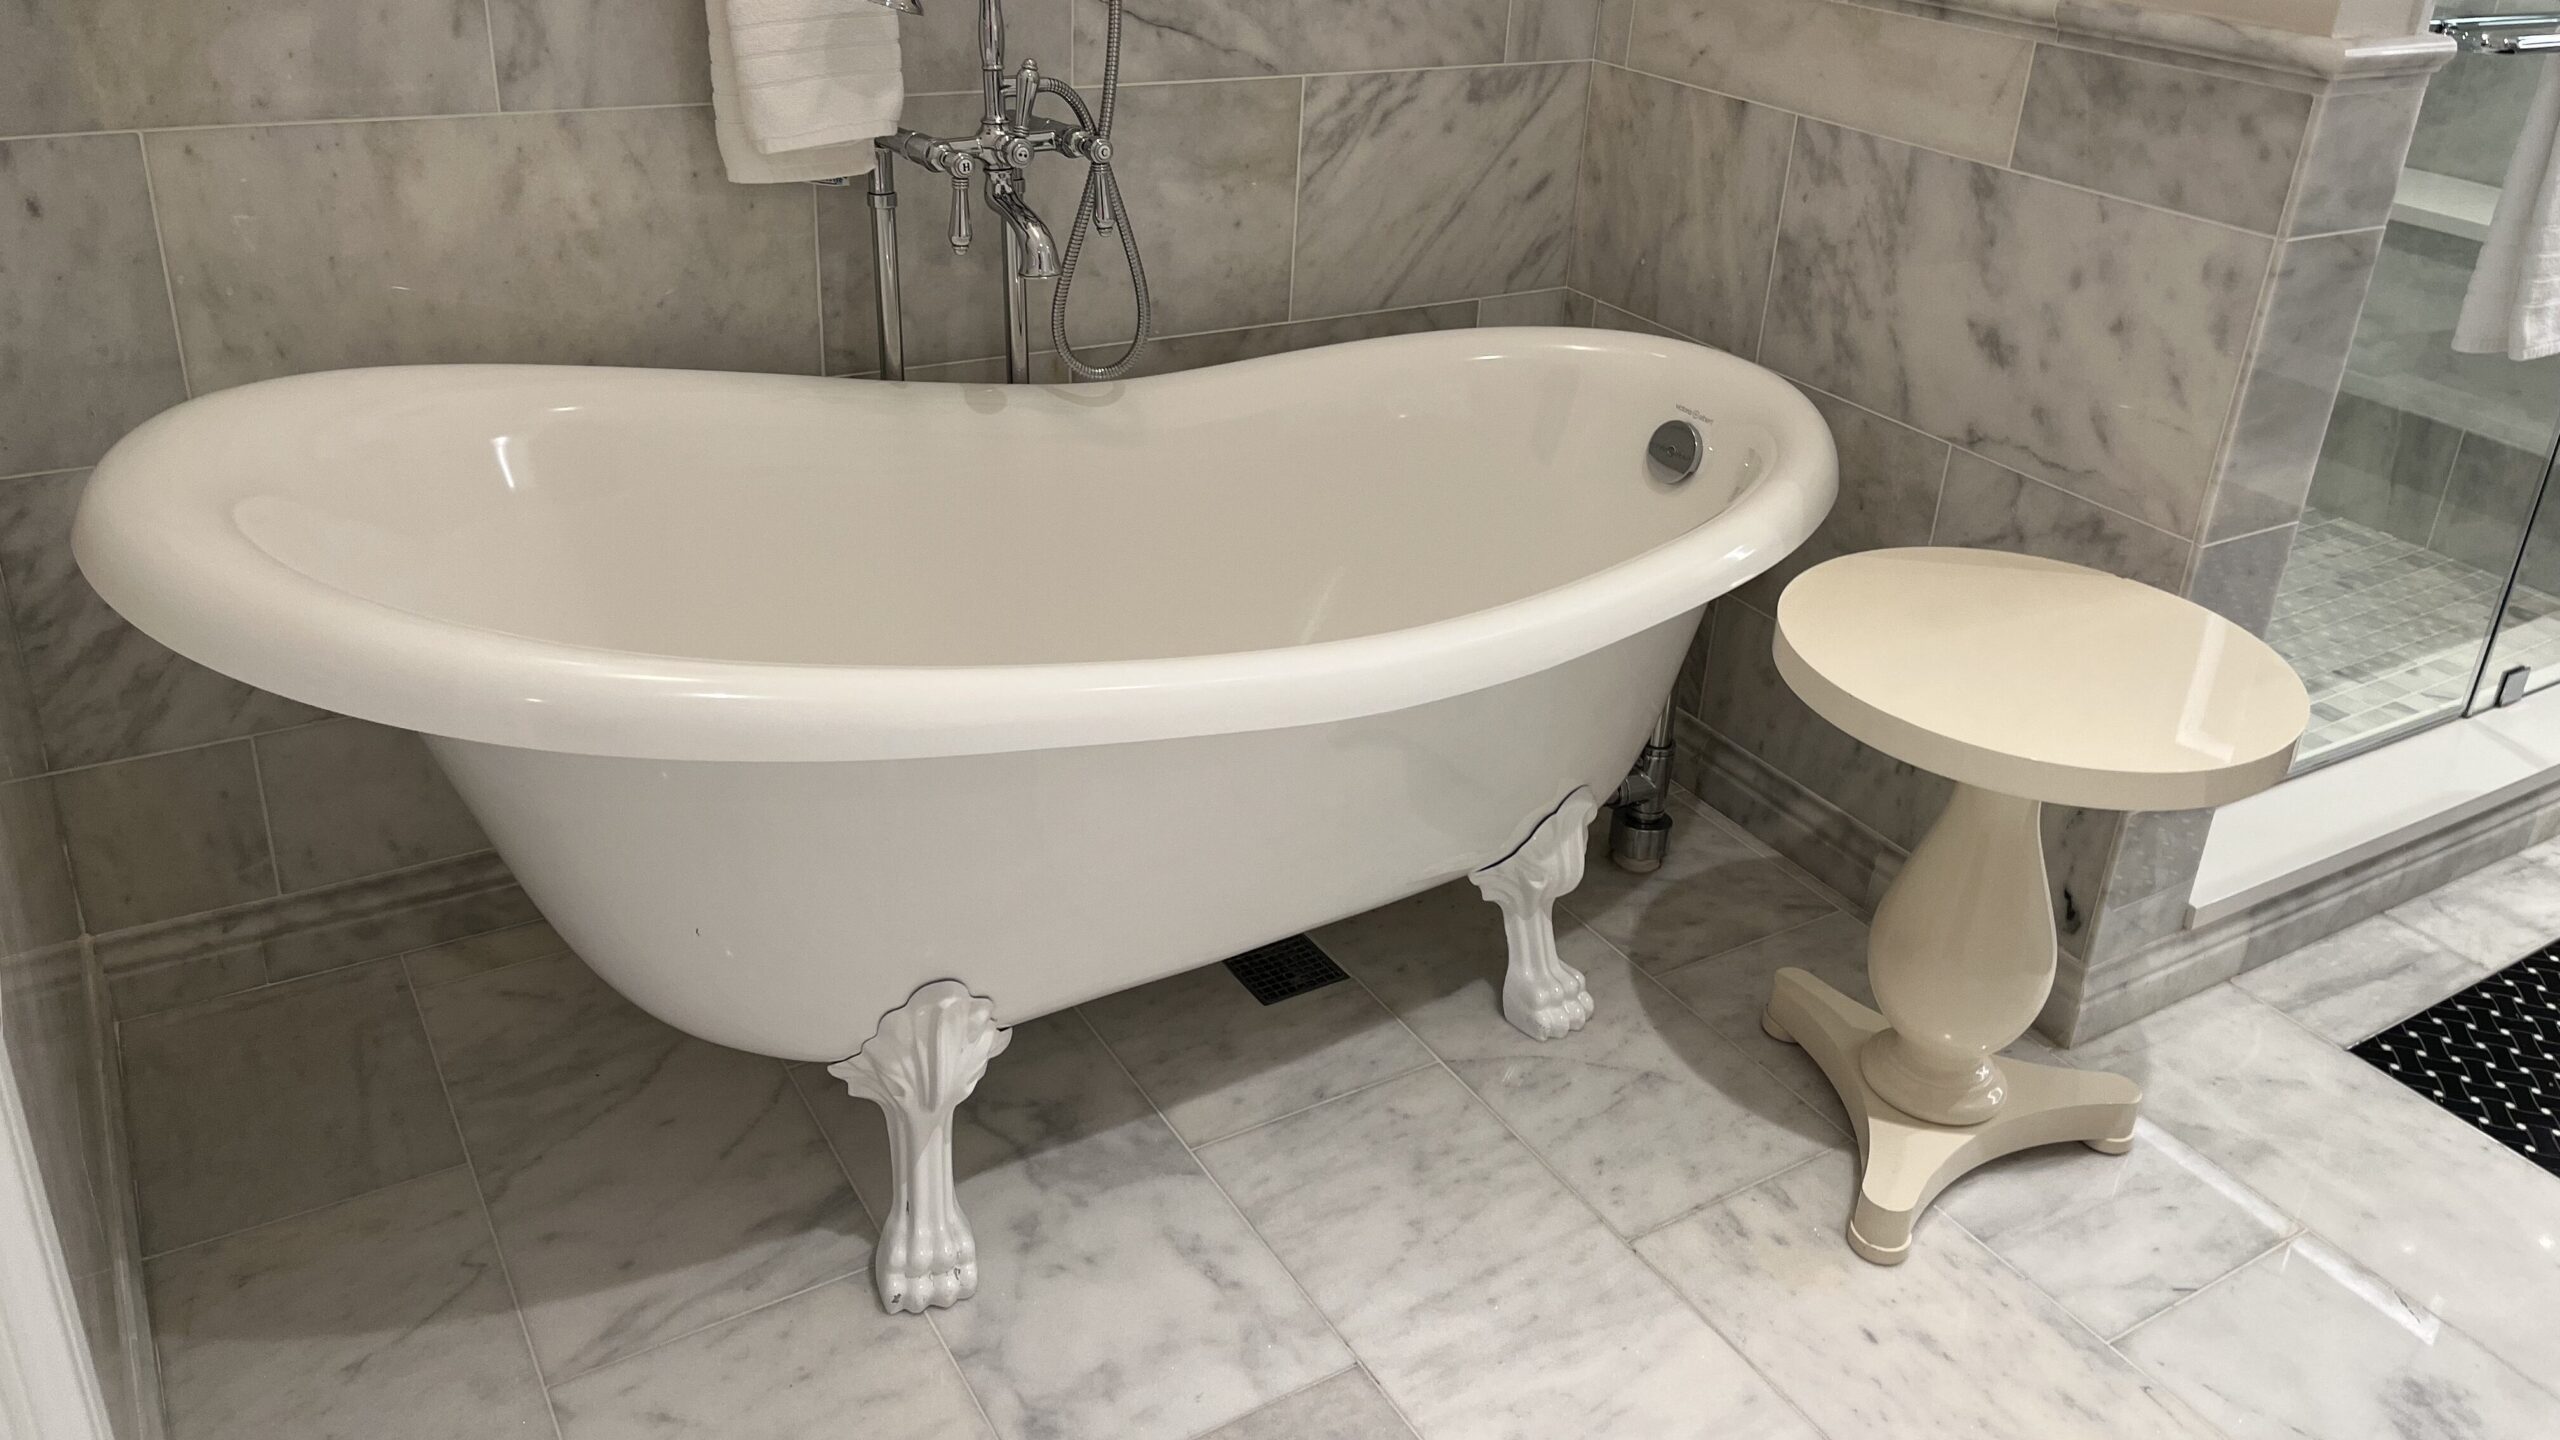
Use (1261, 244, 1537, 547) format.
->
(986, 178, 1059, 278)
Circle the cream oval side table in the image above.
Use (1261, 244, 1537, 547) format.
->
(1760, 547, 2310, 1265)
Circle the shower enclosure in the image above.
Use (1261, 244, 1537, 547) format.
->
(2267, 5, 2560, 770)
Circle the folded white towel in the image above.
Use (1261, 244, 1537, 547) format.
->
(707, 0, 902, 183)
(2455, 63, 2560, 361)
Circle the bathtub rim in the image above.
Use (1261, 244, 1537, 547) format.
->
(73, 328, 1838, 764)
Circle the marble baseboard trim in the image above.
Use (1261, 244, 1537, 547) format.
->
(1669, 708, 1902, 917)
(2059, 769, 2560, 1044)
(96, 851, 515, 980)
(2051, 3, 2449, 82)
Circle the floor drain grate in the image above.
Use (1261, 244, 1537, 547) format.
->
(2352, 943, 2559, 1179)
(1223, 934, 1349, 1005)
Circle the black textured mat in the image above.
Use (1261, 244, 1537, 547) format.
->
(1223, 934, 1349, 1006)
(2352, 946, 2560, 1179)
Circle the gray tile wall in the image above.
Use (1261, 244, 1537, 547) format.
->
(0, 0, 1603, 1013)
(1571, 0, 2437, 1020)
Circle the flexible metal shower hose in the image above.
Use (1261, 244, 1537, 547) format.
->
(1044, 0, 1151, 380)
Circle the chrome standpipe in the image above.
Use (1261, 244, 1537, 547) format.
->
(868, 147, 905, 381)
(1608, 704, 1677, 873)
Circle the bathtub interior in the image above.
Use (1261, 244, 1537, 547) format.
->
(220, 334, 1789, 667)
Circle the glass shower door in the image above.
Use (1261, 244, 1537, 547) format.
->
(2267, 2, 2560, 770)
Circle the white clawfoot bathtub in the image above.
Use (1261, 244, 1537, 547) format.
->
(75, 328, 1835, 1312)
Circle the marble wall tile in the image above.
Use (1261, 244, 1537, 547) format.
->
(255, 719, 488, 895)
(1199, 1369, 1413, 1440)
(548, 1275, 993, 1440)
(1476, 289, 1578, 327)
(2229, 912, 2487, 1045)
(2206, 229, 2384, 542)
(0, 473, 325, 768)
(1118, 303, 1480, 377)
(148, 1171, 553, 1440)
(2186, 523, 2294, 634)
(1293, 64, 1586, 318)
(1628, 0, 2036, 165)
(1932, 450, 2192, 591)
(798, 1015, 1349, 1440)
(0, 0, 497, 135)
(106, 943, 269, 1022)
(2078, 984, 2560, 1378)
(121, 960, 463, 1253)
(489, 0, 712, 110)
(2433, 432, 2547, 576)
(1763, 121, 2272, 539)
(1558, 789, 1838, 973)
(1637, 1156, 2226, 1440)
(2014, 45, 2311, 234)
(416, 955, 870, 1380)
(1735, 389, 1949, 612)
(0, 137, 188, 480)
(404, 920, 569, 989)
(2120, 1236, 2560, 1437)
(2304, 390, 2460, 544)
(1199, 1067, 1819, 1440)
(1320, 885, 1836, 1236)
(2292, 78, 2428, 237)
(2404, 53, 2530, 192)
(262, 882, 541, 983)
(1596, 0, 1635, 63)
(1935, 1120, 2292, 1339)
(0, 777, 79, 951)
(1081, 958, 1432, 1146)
(1509, 0, 1606, 60)
(57, 740, 275, 933)
(1572, 66, 1794, 354)
(1072, 0, 1509, 84)
(916, 0, 1068, 93)
(149, 107, 820, 393)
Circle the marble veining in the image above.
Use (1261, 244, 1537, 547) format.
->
(417, 955, 873, 1380)
(488, 0, 713, 110)
(1201, 1067, 1819, 1440)
(1559, 789, 1837, 973)
(2012, 44, 2312, 235)
(1198, 1369, 1415, 1440)
(2206, 229, 2383, 543)
(256, 719, 489, 893)
(1320, 885, 1836, 1236)
(0, 137, 188, 480)
(1572, 66, 1795, 354)
(1072, 0, 1508, 84)
(2231, 912, 2490, 1044)
(1734, 387, 1950, 615)
(147, 1171, 552, 1440)
(1762, 121, 2272, 539)
(53, 740, 276, 933)
(148, 107, 820, 393)
(1931, 450, 2192, 592)
(2292, 79, 2429, 238)
(2385, 843, 2560, 970)
(0, 473, 325, 769)
(1638, 1156, 2228, 1440)
(1293, 64, 1585, 318)
(798, 1015, 1349, 1440)
(1628, 0, 2036, 165)
(1507, 0, 1606, 61)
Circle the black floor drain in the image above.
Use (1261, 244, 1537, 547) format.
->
(1223, 935, 1349, 1005)
(2352, 945, 2559, 1179)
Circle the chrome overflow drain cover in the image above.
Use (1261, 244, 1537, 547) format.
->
(1647, 419, 1703, 484)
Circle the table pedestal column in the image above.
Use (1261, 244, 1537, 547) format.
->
(1762, 783, 2141, 1265)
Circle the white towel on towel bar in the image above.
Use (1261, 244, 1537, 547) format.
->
(2456, 63, 2560, 361)
(707, 0, 902, 183)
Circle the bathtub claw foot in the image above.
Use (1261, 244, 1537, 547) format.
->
(827, 980, 1012, 1315)
(1472, 788, 1602, 1041)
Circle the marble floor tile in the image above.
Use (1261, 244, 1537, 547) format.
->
(417, 955, 871, 1381)
(1935, 1119, 2294, 1339)
(2120, 1237, 2560, 1439)
(797, 1015, 1349, 1440)
(1201, 1067, 1819, 1440)
(2077, 984, 2560, 1379)
(1655, 909, 1871, 1120)
(148, 1170, 552, 1440)
(122, 960, 463, 1254)
(1079, 959, 1434, 1145)
(1199, 1369, 1415, 1440)
(1638, 1155, 2224, 1440)
(2381, 843, 2560, 970)
(1558, 794, 1838, 974)
(1322, 884, 1834, 1236)
(549, 1275, 990, 1440)
(2231, 912, 2490, 1045)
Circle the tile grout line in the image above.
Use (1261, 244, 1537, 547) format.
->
(1748, 113, 1800, 363)
(1285, 76, 1308, 322)
(131, 132, 194, 402)
(401, 974, 568, 1440)
(1068, 1007, 1428, 1440)
(478, 0, 506, 111)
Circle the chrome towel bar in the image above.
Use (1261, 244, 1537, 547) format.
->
(2435, 13, 2560, 54)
